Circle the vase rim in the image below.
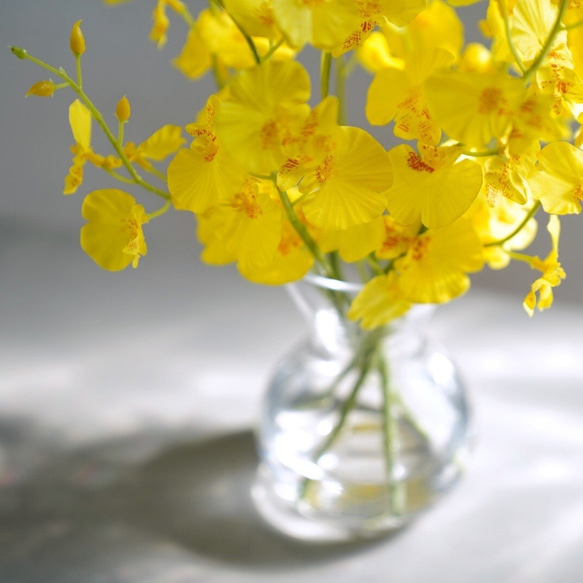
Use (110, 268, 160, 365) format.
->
(303, 273, 364, 294)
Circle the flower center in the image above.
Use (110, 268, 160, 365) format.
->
(478, 87, 505, 115)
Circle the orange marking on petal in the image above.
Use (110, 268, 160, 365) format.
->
(406, 151, 434, 174)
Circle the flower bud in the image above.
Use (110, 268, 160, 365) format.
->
(26, 80, 55, 98)
(11, 46, 28, 60)
(116, 96, 131, 122)
(70, 20, 86, 56)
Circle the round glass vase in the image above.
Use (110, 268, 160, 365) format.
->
(253, 274, 474, 542)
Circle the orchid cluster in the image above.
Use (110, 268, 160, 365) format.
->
(13, 0, 583, 327)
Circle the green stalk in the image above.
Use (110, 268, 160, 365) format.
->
(378, 352, 406, 516)
(485, 201, 540, 248)
(523, 0, 570, 83)
(320, 52, 332, 100)
(17, 50, 170, 200)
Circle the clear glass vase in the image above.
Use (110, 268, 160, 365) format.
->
(253, 274, 474, 541)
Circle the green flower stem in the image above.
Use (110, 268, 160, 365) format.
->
(117, 119, 125, 147)
(146, 199, 171, 220)
(276, 183, 333, 277)
(501, 3, 527, 74)
(261, 37, 285, 62)
(563, 18, 583, 31)
(299, 336, 379, 498)
(485, 201, 541, 248)
(148, 166, 167, 182)
(213, 0, 261, 65)
(335, 56, 347, 125)
(104, 168, 134, 185)
(17, 50, 170, 201)
(321, 52, 332, 100)
(462, 147, 500, 158)
(523, 0, 570, 83)
(210, 55, 227, 90)
(378, 351, 406, 516)
(75, 54, 83, 90)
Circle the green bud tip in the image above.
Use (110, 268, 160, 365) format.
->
(11, 46, 28, 59)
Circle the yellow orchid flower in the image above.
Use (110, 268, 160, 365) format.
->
(380, 0, 463, 62)
(299, 126, 393, 231)
(216, 60, 311, 175)
(123, 124, 185, 172)
(357, 32, 404, 74)
(523, 215, 566, 316)
(386, 143, 483, 229)
(150, 0, 188, 48)
(197, 206, 238, 266)
(332, 0, 427, 56)
(479, 144, 539, 206)
(469, 195, 538, 270)
(366, 49, 454, 145)
(64, 100, 121, 195)
(277, 96, 339, 192)
(168, 95, 248, 214)
(272, 0, 361, 51)
(238, 220, 314, 285)
(375, 216, 421, 260)
(424, 71, 525, 150)
(395, 219, 484, 304)
(222, 0, 279, 39)
(218, 177, 283, 270)
(80, 189, 149, 271)
(348, 271, 412, 330)
(488, 0, 568, 69)
(318, 217, 386, 263)
(529, 141, 583, 215)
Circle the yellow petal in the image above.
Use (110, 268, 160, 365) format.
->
(80, 189, 148, 271)
(347, 272, 412, 330)
(529, 142, 583, 215)
(396, 220, 484, 303)
(301, 127, 393, 230)
(386, 144, 483, 229)
(138, 124, 185, 161)
(69, 99, 92, 152)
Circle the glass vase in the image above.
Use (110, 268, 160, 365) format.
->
(253, 274, 474, 541)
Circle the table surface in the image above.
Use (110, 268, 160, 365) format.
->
(1, 220, 582, 583)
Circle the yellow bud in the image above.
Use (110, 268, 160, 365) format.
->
(26, 80, 55, 98)
(116, 96, 131, 122)
(70, 20, 86, 56)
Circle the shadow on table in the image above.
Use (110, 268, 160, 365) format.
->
(130, 431, 392, 567)
(1, 429, 399, 569)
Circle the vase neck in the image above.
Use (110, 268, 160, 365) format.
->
(286, 278, 434, 355)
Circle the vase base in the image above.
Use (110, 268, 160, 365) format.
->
(252, 463, 410, 543)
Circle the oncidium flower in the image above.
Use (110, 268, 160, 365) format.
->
(80, 189, 149, 271)
(238, 219, 314, 284)
(529, 141, 583, 215)
(216, 60, 311, 175)
(299, 126, 393, 231)
(523, 215, 566, 316)
(271, 0, 361, 51)
(64, 100, 121, 195)
(217, 177, 283, 271)
(123, 124, 185, 172)
(333, 0, 427, 55)
(348, 271, 412, 329)
(386, 143, 483, 229)
(395, 219, 485, 304)
(367, 49, 454, 145)
(150, 0, 188, 48)
(168, 95, 248, 214)
(424, 71, 525, 150)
